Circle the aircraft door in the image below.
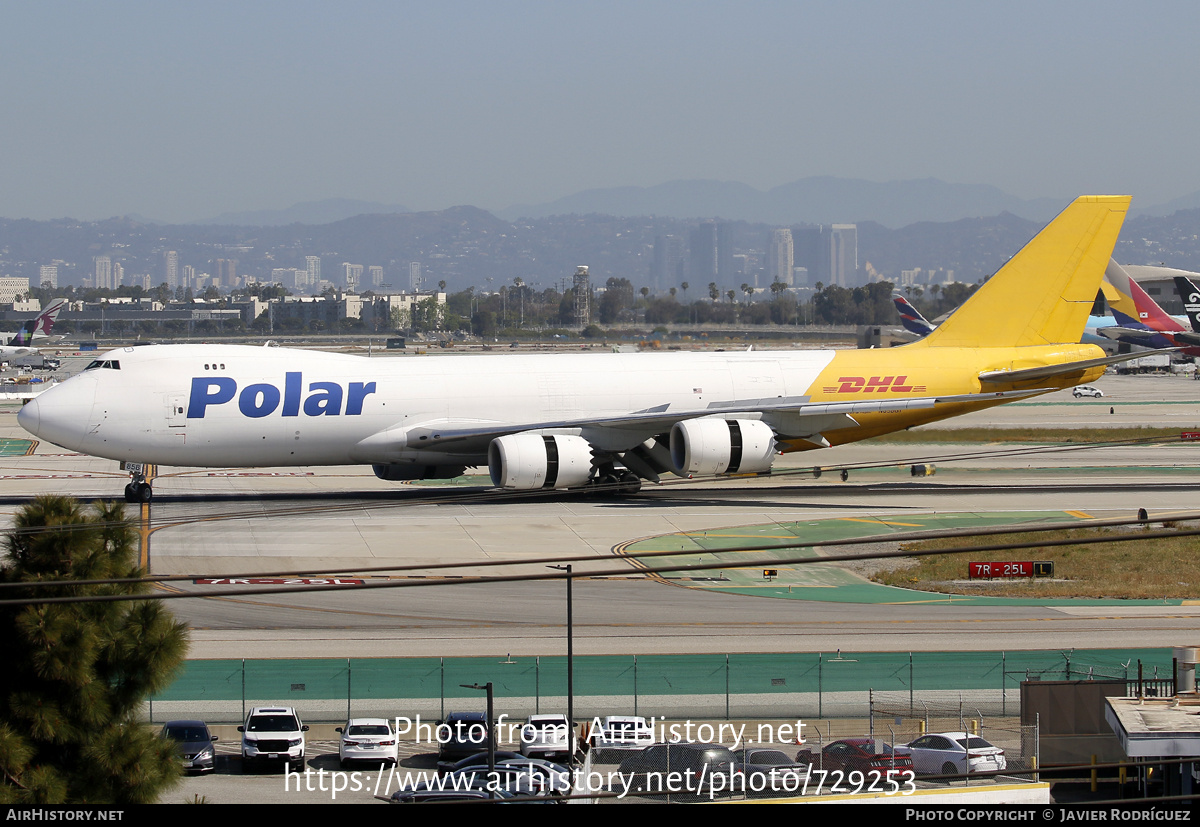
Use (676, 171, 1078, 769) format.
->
(166, 393, 187, 428)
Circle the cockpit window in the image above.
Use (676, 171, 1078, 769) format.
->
(83, 360, 120, 371)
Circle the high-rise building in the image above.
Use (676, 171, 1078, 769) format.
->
(689, 223, 718, 283)
(688, 222, 736, 284)
(213, 258, 237, 286)
(830, 224, 858, 287)
(94, 255, 113, 290)
(112, 261, 124, 287)
(369, 266, 384, 288)
(306, 256, 321, 287)
(651, 235, 685, 292)
(409, 262, 422, 291)
(793, 228, 823, 286)
(164, 250, 179, 288)
(768, 229, 794, 286)
(342, 263, 363, 290)
(39, 265, 58, 289)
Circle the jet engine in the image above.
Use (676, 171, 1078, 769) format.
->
(488, 433, 595, 490)
(372, 463, 467, 481)
(670, 418, 777, 476)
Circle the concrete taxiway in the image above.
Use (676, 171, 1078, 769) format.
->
(1, 368, 1199, 658)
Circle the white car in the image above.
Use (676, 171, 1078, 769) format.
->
(591, 715, 654, 751)
(1073, 385, 1104, 398)
(519, 714, 577, 760)
(337, 717, 399, 767)
(905, 732, 1007, 776)
(240, 706, 308, 771)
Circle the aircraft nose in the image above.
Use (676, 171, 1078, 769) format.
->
(17, 397, 39, 433)
(18, 379, 96, 450)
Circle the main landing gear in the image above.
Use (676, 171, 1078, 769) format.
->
(593, 467, 642, 495)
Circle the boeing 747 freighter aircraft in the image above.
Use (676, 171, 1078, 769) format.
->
(19, 197, 1134, 503)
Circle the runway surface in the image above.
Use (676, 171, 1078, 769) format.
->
(2, 369, 1199, 658)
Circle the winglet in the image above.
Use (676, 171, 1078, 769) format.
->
(914, 196, 1131, 349)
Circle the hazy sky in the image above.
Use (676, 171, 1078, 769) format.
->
(3, 0, 1199, 223)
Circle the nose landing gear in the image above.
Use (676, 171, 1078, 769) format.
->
(121, 463, 153, 503)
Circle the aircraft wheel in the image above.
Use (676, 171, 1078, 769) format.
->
(136, 482, 153, 503)
(840, 469, 849, 482)
(618, 471, 642, 495)
(123, 483, 137, 503)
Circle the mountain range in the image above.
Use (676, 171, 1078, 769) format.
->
(172, 177, 1200, 231)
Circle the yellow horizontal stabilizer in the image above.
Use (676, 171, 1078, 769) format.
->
(916, 196, 1130, 349)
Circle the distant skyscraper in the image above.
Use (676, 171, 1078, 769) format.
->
(342, 263, 363, 290)
(369, 266, 384, 288)
(39, 265, 58, 289)
(165, 250, 179, 288)
(688, 222, 736, 284)
(409, 262, 422, 291)
(688, 223, 718, 283)
(768, 229, 794, 286)
(112, 261, 124, 287)
(652, 235, 685, 292)
(793, 228, 823, 286)
(213, 258, 237, 286)
(306, 256, 321, 287)
(830, 224, 858, 287)
(94, 255, 112, 290)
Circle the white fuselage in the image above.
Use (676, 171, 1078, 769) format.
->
(20, 344, 838, 468)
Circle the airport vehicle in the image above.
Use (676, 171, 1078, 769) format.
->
(1072, 385, 1104, 398)
(519, 713, 576, 760)
(734, 748, 809, 792)
(491, 758, 572, 795)
(905, 732, 1006, 776)
(0, 299, 66, 360)
(437, 711, 493, 761)
(619, 743, 741, 800)
(239, 706, 308, 772)
(795, 738, 913, 774)
(389, 786, 518, 803)
(591, 715, 655, 751)
(161, 719, 218, 773)
(439, 750, 525, 774)
(336, 717, 399, 767)
(18, 197, 1138, 503)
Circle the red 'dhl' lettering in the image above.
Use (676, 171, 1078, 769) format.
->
(864, 376, 893, 392)
(837, 377, 865, 393)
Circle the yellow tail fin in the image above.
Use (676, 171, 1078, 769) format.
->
(916, 195, 1130, 348)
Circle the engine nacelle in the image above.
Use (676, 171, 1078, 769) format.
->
(372, 463, 466, 482)
(670, 418, 777, 476)
(488, 433, 595, 490)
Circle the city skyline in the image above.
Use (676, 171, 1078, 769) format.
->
(2, 2, 1199, 223)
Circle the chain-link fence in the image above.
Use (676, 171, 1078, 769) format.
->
(144, 647, 1171, 727)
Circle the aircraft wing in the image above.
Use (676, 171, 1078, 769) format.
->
(384, 389, 1045, 455)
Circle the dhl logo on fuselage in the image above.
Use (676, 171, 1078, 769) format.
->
(821, 375, 927, 394)
(187, 372, 377, 419)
